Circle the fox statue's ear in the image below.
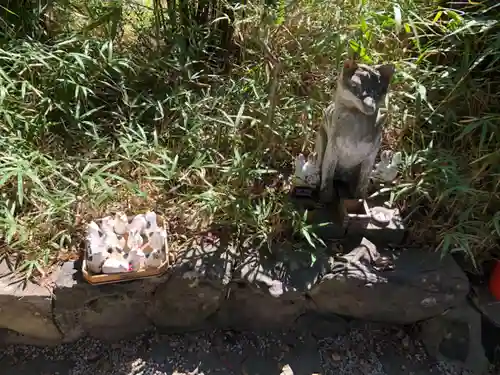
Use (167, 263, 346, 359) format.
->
(377, 64, 395, 84)
(345, 47, 360, 67)
(343, 59, 358, 70)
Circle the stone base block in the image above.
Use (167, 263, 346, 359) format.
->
(419, 302, 490, 374)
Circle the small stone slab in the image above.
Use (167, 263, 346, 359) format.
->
(419, 302, 490, 374)
(309, 246, 469, 324)
(0, 261, 62, 344)
(146, 236, 234, 331)
(471, 283, 500, 327)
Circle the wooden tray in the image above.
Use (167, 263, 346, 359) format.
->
(82, 214, 170, 285)
(82, 258, 169, 285)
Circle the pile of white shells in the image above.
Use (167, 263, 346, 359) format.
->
(86, 211, 168, 274)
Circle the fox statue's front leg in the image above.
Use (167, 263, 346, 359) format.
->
(314, 121, 327, 178)
(315, 103, 339, 203)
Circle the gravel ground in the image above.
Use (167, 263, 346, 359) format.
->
(0, 322, 488, 375)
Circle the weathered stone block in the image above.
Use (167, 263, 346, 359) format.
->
(308, 246, 469, 324)
(146, 238, 233, 331)
(419, 302, 490, 374)
(471, 282, 500, 327)
(52, 260, 162, 342)
(470, 283, 500, 363)
(347, 207, 406, 244)
(216, 245, 328, 329)
(365, 207, 406, 244)
(0, 261, 62, 344)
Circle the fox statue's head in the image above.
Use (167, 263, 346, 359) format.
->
(337, 59, 395, 116)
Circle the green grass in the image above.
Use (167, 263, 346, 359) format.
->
(1, 0, 499, 282)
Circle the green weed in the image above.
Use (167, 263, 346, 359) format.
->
(0, 0, 499, 282)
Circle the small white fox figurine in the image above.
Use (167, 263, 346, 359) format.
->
(86, 221, 110, 273)
(371, 150, 402, 183)
(292, 153, 320, 189)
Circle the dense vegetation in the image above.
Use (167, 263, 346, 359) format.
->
(0, 0, 499, 281)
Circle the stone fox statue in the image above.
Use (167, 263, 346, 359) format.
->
(315, 59, 395, 202)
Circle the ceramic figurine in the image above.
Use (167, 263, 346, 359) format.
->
(98, 216, 124, 250)
(102, 257, 130, 273)
(104, 230, 121, 249)
(145, 211, 158, 232)
(87, 253, 109, 273)
(100, 216, 115, 234)
(85, 210, 167, 275)
(87, 221, 103, 242)
(128, 214, 147, 233)
(371, 150, 402, 183)
(127, 230, 143, 251)
(128, 248, 146, 271)
(292, 153, 320, 188)
(149, 230, 165, 251)
(113, 211, 128, 235)
(86, 221, 110, 273)
(145, 248, 165, 269)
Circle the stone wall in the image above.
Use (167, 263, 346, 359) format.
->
(0, 236, 491, 373)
